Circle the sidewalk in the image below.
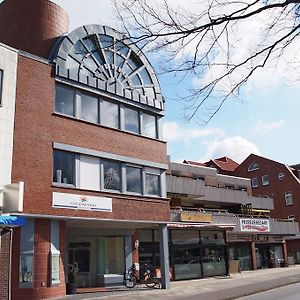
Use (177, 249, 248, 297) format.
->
(58, 265, 300, 300)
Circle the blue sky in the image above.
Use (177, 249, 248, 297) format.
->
(51, 0, 300, 165)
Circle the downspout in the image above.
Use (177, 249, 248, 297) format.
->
(9, 228, 13, 300)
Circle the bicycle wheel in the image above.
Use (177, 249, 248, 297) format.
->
(124, 273, 137, 288)
(144, 272, 157, 288)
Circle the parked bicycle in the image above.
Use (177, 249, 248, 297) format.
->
(123, 264, 159, 288)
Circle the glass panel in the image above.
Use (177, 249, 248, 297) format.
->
(104, 50, 114, 65)
(172, 230, 200, 245)
(99, 34, 114, 49)
(20, 255, 33, 283)
(139, 67, 153, 85)
(75, 249, 90, 272)
(202, 246, 226, 277)
(201, 231, 225, 245)
(53, 150, 75, 185)
(115, 54, 125, 68)
(102, 100, 119, 128)
(125, 107, 140, 134)
(128, 53, 142, 70)
(229, 245, 252, 271)
(126, 166, 142, 193)
(81, 93, 99, 123)
(145, 173, 160, 196)
(103, 160, 121, 191)
(143, 113, 157, 138)
(104, 237, 125, 274)
(55, 85, 75, 116)
(51, 254, 60, 283)
(116, 41, 129, 56)
(131, 74, 142, 86)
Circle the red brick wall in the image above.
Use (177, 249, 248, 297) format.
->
(11, 220, 66, 300)
(0, 229, 11, 300)
(0, 0, 69, 58)
(11, 55, 170, 221)
(234, 155, 300, 221)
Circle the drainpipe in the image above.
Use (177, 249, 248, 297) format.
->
(9, 228, 13, 300)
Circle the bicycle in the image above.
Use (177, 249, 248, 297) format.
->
(123, 264, 159, 288)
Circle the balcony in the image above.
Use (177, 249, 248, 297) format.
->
(167, 175, 273, 209)
(170, 208, 299, 236)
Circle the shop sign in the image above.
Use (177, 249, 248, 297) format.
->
(227, 233, 252, 242)
(52, 192, 112, 212)
(240, 218, 270, 233)
(180, 213, 212, 223)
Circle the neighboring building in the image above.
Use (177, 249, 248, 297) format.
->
(0, 0, 170, 299)
(158, 162, 298, 279)
(234, 154, 300, 261)
(184, 157, 239, 175)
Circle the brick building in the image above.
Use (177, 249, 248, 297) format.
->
(0, 0, 170, 299)
(234, 154, 300, 261)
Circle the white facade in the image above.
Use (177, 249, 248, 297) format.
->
(0, 43, 18, 200)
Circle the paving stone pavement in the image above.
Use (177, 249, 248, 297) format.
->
(58, 265, 300, 300)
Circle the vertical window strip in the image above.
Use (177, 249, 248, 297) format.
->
(50, 221, 60, 285)
(0, 69, 3, 106)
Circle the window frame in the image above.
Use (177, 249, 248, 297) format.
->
(248, 162, 259, 172)
(55, 84, 76, 117)
(142, 112, 157, 139)
(125, 164, 143, 194)
(124, 106, 140, 134)
(102, 159, 122, 192)
(285, 191, 293, 206)
(278, 173, 285, 181)
(145, 171, 161, 196)
(53, 150, 76, 187)
(262, 175, 269, 186)
(0, 69, 3, 106)
(251, 177, 258, 188)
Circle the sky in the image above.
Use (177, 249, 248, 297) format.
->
(51, 0, 300, 166)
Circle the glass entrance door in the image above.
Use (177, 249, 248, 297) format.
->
(69, 242, 91, 287)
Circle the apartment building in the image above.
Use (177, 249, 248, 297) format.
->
(234, 154, 300, 262)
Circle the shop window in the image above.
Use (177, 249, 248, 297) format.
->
(103, 160, 121, 191)
(80, 92, 99, 123)
(143, 113, 157, 139)
(53, 150, 75, 185)
(125, 107, 140, 134)
(51, 221, 60, 285)
(126, 166, 142, 193)
(55, 84, 75, 117)
(262, 175, 269, 186)
(20, 219, 34, 288)
(248, 162, 259, 172)
(0, 69, 3, 106)
(285, 192, 293, 206)
(251, 177, 258, 188)
(145, 172, 160, 196)
(101, 100, 119, 129)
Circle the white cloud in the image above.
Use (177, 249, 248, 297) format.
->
(252, 120, 286, 135)
(163, 121, 224, 143)
(200, 136, 260, 163)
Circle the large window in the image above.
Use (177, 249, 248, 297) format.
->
(55, 85, 75, 116)
(81, 92, 99, 123)
(126, 166, 142, 193)
(145, 172, 160, 196)
(103, 160, 121, 191)
(102, 100, 119, 128)
(0, 69, 3, 106)
(143, 113, 157, 138)
(125, 107, 140, 134)
(53, 148, 163, 197)
(248, 162, 259, 172)
(53, 150, 75, 185)
(55, 84, 161, 139)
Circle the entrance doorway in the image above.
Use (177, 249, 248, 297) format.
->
(68, 242, 91, 287)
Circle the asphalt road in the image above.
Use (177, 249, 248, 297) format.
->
(236, 282, 300, 300)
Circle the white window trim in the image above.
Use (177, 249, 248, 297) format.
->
(248, 163, 259, 172)
(285, 191, 293, 206)
(252, 177, 258, 188)
(262, 175, 269, 186)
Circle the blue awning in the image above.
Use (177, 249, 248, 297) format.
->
(0, 216, 26, 227)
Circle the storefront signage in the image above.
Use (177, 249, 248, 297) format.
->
(52, 192, 112, 212)
(240, 218, 270, 233)
(227, 233, 253, 242)
(180, 213, 212, 223)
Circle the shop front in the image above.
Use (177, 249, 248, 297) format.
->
(139, 228, 229, 281)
